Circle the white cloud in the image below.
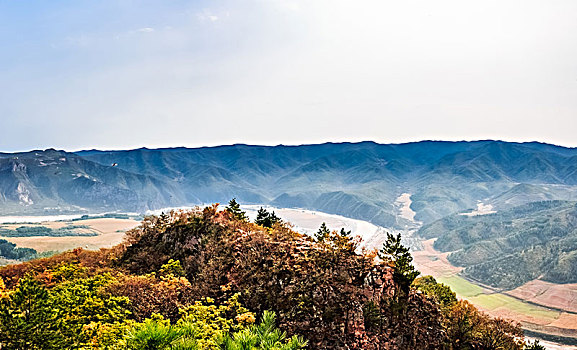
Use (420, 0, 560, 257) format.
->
(137, 27, 155, 33)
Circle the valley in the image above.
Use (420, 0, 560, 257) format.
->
(413, 239, 577, 348)
(3, 0, 575, 346)
(2, 140, 577, 348)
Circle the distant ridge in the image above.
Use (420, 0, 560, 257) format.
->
(1, 140, 576, 229)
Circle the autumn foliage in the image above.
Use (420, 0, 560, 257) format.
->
(0, 204, 528, 349)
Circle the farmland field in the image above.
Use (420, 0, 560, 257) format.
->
(1, 218, 139, 253)
(413, 239, 577, 346)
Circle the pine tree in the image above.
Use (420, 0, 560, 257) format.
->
(0, 277, 64, 349)
(315, 222, 330, 242)
(254, 208, 281, 228)
(379, 233, 420, 295)
(524, 340, 546, 350)
(226, 198, 247, 221)
(255, 207, 270, 227)
(339, 228, 351, 237)
(126, 317, 183, 350)
(222, 311, 307, 350)
(269, 211, 280, 225)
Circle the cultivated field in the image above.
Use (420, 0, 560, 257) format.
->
(508, 280, 577, 314)
(1, 218, 140, 252)
(413, 239, 577, 347)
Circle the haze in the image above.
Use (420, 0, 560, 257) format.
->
(1, 0, 576, 151)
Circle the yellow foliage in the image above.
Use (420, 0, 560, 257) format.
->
(0, 277, 7, 299)
(176, 293, 255, 350)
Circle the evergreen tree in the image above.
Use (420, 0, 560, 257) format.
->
(524, 340, 546, 350)
(255, 207, 269, 227)
(379, 233, 420, 295)
(269, 211, 280, 225)
(0, 277, 64, 349)
(413, 275, 457, 308)
(339, 228, 351, 237)
(255, 208, 281, 228)
(222, 311, 307, 350)
(315, 222, 330, 242)
(226, 198, 247, 221)
(126, 317, 183, 350)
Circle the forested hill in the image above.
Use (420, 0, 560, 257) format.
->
(2, 141, 577, 229)
(418, 200, 577, 289)
(0, 207, 533, 349)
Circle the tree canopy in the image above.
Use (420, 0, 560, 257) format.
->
(254, 207, 281, 228)
(225, 198, 247, 221)
(0, 206, 534, 349)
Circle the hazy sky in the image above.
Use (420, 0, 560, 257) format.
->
(1, 0, 576, 151)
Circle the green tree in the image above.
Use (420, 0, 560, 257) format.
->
(0, 276, 64, 350)
(443, 300, 524, 350)
(126, 315, 183, 350)
(413, 275, 457, 308)
(314, 222, 330, 242)
(0, 263, 132, 349)
(339, 228, 351, 237)
(221, 311, 307, 350)
(254, 208, 281, 228)
(176, 294, 254, 349)
(51, 274, 131, 345)
(160, 259, 186, 278)
(0, 239, 37, 260)
(379, 233, 420, 296)
(524, 340, 546, 350)
(226, 199, 247, 221)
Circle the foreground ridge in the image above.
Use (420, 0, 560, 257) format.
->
(0, 205, 536, 349)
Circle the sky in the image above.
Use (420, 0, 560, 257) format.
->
(0, 0, 576, 152)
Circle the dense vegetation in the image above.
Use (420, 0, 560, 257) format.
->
(0, 239, 37, 260)
(418, 200, 577, 288)
(0, 225, 97, 237)
(72, 213, 140, 221)
(0, 203, 534, 349)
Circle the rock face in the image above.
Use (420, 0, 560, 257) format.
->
(15, 182, 33, 205)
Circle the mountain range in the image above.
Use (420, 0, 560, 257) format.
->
(1, 140, 577, 230)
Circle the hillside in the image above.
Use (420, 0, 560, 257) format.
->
(417, 201, 577, 288)
(0, 207, 531, 349)
(0, 149, 182, 215)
